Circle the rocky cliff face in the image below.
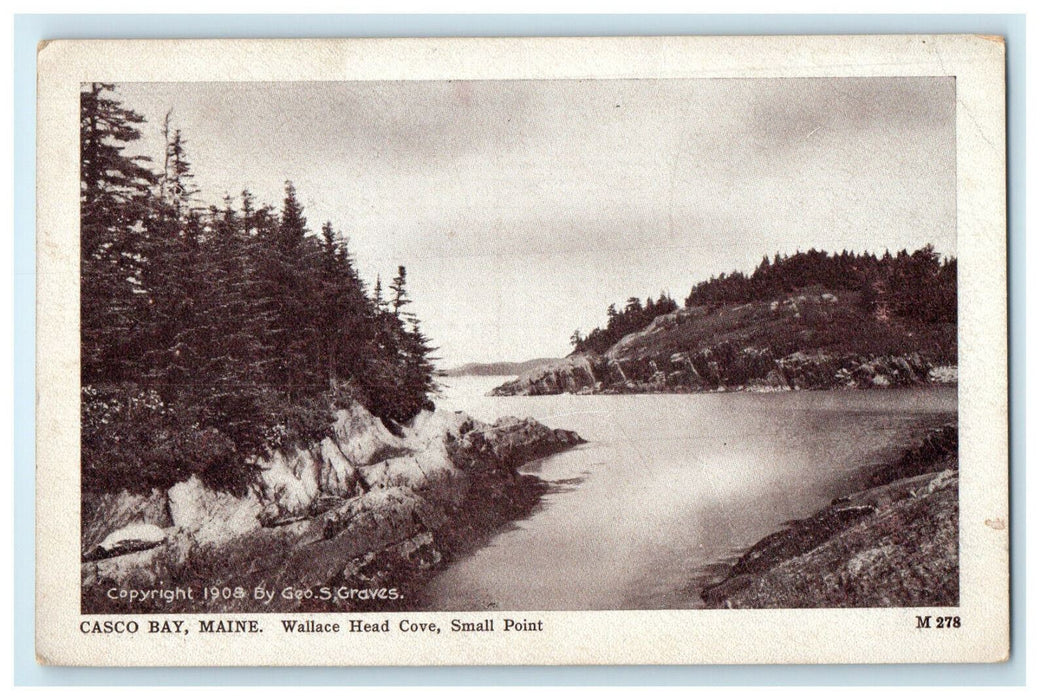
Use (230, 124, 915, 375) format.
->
(493, 349, 944, 396)
(80, 402, 583, 613)
(494, 291, 957, 396)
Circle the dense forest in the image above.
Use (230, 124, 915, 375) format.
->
(684, 247, 957, 321)
(571, 247, 957, 356)
(570, 293, 679, 355)
(81, 83, 437, 493)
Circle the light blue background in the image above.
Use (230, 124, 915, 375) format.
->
(13, 13, 1026, 686)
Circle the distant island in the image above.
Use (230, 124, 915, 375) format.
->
(444, 358, 561, 377)
(494, 246, 957, 396)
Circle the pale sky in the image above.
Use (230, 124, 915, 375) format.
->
(113, 78, 956, 368)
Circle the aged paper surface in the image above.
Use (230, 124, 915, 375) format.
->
(36, 35, 1008, 666)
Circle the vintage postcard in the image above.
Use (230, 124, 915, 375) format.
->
(35, 35, 1008, 666)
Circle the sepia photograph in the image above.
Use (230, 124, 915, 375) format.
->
(34, 35, 1009, 666)
(78, 76, 960, 614)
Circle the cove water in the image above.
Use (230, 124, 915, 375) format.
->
(420, 375, 957, 610)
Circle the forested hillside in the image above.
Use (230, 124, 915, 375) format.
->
(81, 83, 437, 493)
(571, 247, 956, 357)
(570, 293, 679, 355)
(684, 247, 956, 323)
(500, 246, 957, 397)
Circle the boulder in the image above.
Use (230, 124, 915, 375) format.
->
(329, 403, 404, 465)
(318, 437, 360, 497)
(403, 409, 475, 449)
(929, 365, 959, 384)
(81, 488, 171, 556)
(322, 487, 434, 542)
(84, 522, 167, 561)
(254, 448, 318, 521)
(167, 475, 264, 546)
(460, 416, 584, 471)
(357, 444, 464, 497)
(82, 544, 167, 588)
(389, 530, 442, 570)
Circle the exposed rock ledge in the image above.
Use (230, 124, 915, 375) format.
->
(80, 403, 583, 613)
(701, 424, 959, 608)
(492, 294, 956, 397)
(492, 349, 956, 396)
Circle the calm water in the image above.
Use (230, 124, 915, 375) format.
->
(420, 376, 958, 610)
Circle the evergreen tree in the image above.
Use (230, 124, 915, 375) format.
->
(317, 221, 373, 390)
(80, 82, 156, 383)
(265, 181, 322, 397)
(137, 117, 206, 399)
(389, 265, 410, 319)
(573, 294, 679, 354)
(80, 88, 442, 491)
(373, 274, 385, 308)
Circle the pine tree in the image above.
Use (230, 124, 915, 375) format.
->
(317, 221, 374, 391)
(137, 116, 205, 397)
(80, 82, 156, 383)
(277, 181, 308, 254)
(402, 318, 438, 413)
(264, 181, 322, 397)
(389, 265, 410, 318)
(373, 275, 385, 308)
(157, 111, 199, 219)
(81, 89, 441, 491)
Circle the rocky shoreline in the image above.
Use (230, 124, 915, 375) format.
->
(81, 387, 958, 613)
(492, 348, 956, 397)
(700, 424, 959, 608)
(80, 403, 584, 613)
(492, 293, 957, 397)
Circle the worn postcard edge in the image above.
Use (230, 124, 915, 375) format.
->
(34, 35, 1009, 666)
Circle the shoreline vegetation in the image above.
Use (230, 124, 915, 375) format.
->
(82, 404, 584, 614)
(78, 82, 587, 613)
(494, 247, 957, 398)
(81, 83, 959, 613)
(82, 83, 440, 499)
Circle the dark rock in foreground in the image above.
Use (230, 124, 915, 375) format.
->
(701, 424, 959, 608)
(865, 424, 958, 487)
(448, 416, 585, 473)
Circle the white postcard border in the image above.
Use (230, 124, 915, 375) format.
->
(35, 34, 1009, 666)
